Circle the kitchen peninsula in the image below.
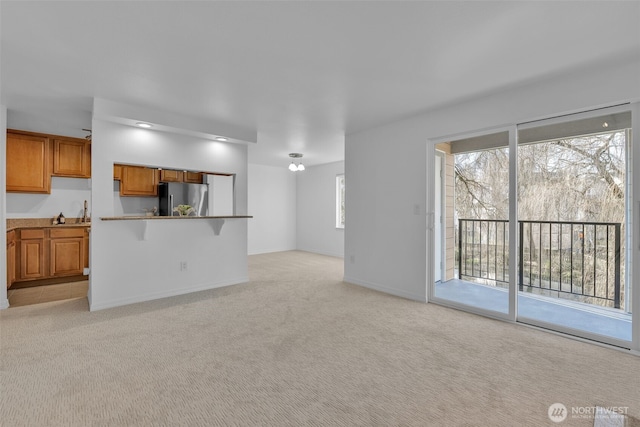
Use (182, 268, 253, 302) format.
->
(99, 215, 251, 238)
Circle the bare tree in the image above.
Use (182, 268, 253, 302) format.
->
(455, 131, 626, 224)
(454, 130, 628, 309)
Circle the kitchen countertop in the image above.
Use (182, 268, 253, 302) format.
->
(7, 218, 91, 232)
(100, 216, 252, 221)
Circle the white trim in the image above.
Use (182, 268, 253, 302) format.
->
(507, 126, 517, 322)
(434, 151, 445, 284)
(625, 127, 632, 314)
(518, 316, 631, 350)
(518, 321, 635, 355)
(428, 123, 514, 146)
(336, 174, 345, 229)
(632, 102, 640, 352)
(426, 124, 516, 318)
(297, 248, 344, 258)
(1, 105, 7, 309)
(88, 276, 249, 311)
(344, 276, 426, 303)
(429, 295, 513, 323)
(516, 103, 631, 130)
(425, 147, 435, 302)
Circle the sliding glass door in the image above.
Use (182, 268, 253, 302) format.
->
(516, 106, 633, 347)
(430, 129, 515, 320)
(429, 104, 636, 350)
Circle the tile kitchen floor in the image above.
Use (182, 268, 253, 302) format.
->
(8, 281, 88, 307)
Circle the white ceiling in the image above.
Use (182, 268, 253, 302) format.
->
(1, 1, 639, 167)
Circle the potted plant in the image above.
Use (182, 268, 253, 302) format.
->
(173, 204, 195, 216)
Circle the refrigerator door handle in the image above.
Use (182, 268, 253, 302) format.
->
(169, 194, 174, 216)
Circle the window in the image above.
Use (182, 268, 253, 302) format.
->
(336, 174, 345, 228)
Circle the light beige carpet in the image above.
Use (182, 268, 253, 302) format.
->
(1, 250, 638, 426)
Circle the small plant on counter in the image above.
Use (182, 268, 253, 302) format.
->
(173, 204, 195, 216)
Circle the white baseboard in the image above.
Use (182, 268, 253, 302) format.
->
(297, 248, 344, 258)
(248, 246, 296, 256)
(89, 276, 249, 311)
(343, 276, 426, 302)
(0, 298, 9, 309)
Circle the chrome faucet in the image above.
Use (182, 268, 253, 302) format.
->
(82, 200, 89, 223)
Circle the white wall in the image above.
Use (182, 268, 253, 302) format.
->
(112, 182, 157, 217)
(6, 177, 91, 220)
(345, 56, 640, 302)
(7, 108, 92, 140)
(296, 161, 344, 258)
(247, 163, 296, 255)
(1, 105, 8, 309)
(90, 100, 249, 310)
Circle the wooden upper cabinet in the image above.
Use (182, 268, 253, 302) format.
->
(120, 165, 159, 197)
(184, 171, 203, 183)
(52, 138, 91, 178)
(6, 131, 51, 193)
(7, 130, 90, 193)
(113, 164, 123, 181)
(159, 169, 203, 183)
(159, 169, 183, 182)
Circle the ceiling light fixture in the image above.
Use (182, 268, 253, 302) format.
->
(215, 137, 228, 142)
(602, 122, 609, 128)
(136, 122, 152, 128)
(288, 153, 305, 172)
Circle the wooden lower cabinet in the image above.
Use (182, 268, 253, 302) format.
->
(19, 230, 46, 280)
(84, 229, 89, 269)
(14, 227, 90, 283)
(6, 231, 16, 288)
(50, 228, 85, 277)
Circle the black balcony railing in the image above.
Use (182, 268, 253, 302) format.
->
(457, 219, 621, 308)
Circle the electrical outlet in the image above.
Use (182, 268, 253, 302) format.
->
(180, 261, 188, 271)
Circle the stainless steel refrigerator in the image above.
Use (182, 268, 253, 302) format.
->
(158, 182, 209, 217)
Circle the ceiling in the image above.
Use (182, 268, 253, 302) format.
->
(1, 1, 639, 167)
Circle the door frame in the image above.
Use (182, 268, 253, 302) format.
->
(426, 125, 517, 323)
(515, 103, 636, 349)
(434, 150, 444, 283)
(426, 103, 639, 354)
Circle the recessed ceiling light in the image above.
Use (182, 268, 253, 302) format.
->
(602, 122, 609, 128)
(136, 122, 152, 128)
(215, 137, 228, 142)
